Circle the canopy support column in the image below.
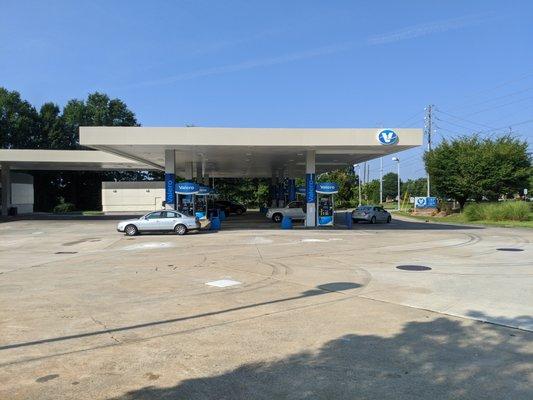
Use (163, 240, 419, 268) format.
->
(305, 150, 316, 227)
(1, 163, 12, 217)
(164, 150, 176, 210)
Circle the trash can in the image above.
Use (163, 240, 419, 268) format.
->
(219, 210, 226, 221)
(8, 206, 18, 216)
(344, 211, 353, 229)
(281, 216, 293, 229)
(210, 216, 221, 230)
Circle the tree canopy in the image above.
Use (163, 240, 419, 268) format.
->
(424, 135, 531, 207)
(0, 87, 152, 211)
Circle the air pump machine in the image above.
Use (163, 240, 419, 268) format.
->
(315, 182, 339, 226)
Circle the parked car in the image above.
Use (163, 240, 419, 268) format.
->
(117, 210, 200, 236)
(266, 201, 306, 223)
(214, 200, 247, 215)
(352, 205, 391, 224)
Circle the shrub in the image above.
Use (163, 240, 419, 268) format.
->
(53, 202, 76, 213)
(464, 202, 530, 221)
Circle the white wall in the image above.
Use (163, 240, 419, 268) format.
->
(102, 181, 165, 212)
(0, 172, 34, 214)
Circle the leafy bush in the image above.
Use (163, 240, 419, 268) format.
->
(464, 202, 531, 221)
(53, 202, 76, 213)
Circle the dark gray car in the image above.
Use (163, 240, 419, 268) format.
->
(352, 205, 391, 224)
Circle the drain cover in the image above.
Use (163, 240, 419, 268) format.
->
(396, 265, 432, 271)
(496, 248, 524, 252)
(55, 251, 78, 254)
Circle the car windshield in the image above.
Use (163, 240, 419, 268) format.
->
(356, 206, 372, 211)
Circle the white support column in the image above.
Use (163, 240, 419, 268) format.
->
(164, 150, 176, 210)
(184, 162, 193, 180)
(305, 150, 316, 227)
(1, 163, 12, 217)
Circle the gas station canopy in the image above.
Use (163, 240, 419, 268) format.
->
(0, 149, 152, 171)
(80, 127, 423, 177)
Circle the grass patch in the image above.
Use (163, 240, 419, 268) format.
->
(396, 205, 533, 229)
(464, 202, 531, 222)
(81, 211, 105, 216)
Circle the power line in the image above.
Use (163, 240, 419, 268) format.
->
(436, 108, 497, 130)
(463, 95, 533, 117)
(447, 86, 533, 113)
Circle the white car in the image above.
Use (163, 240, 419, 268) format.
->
(117, 210, 201, 236)
(266, 201, 306, 223)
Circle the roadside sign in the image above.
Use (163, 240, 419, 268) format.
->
(415, 197, 437, 208)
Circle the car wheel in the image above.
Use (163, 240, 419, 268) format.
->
(370, 216, 376, 224)
(387, 216, 392, 223)
(125, 224, 138, 236)
(174, 224, 187, 236)
(235, 208, 243, 215)
(272, 213, 283, 223)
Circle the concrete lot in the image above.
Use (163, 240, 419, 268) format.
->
(0, 212, 532, 399)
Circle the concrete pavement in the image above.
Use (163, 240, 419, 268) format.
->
(0, 213, 531, 399)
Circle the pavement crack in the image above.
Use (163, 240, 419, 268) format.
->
(90, 316, 120, 343)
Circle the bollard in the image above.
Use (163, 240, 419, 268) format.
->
(345, 211, 353, 229)
(210, 216, 221, 230)
(281, 216, 293, 229)
(219, 210, 226, 221)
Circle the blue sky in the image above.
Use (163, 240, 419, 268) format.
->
(1, 0, 532, 179)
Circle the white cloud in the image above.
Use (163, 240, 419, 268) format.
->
(126, 43, 352, 88)
(124, 14, 492, 87)
(367, 14, 492, 45)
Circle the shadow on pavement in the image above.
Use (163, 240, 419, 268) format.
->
(0, 282, 361, 351)
(112, 316, 533, 400)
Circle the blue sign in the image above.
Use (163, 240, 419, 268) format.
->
(305, 174, 316, 203)
(164, 173, 175, 204)
(316, 182, 339, 194)
(415, 196, 438, 208)
(197, 185, 212, 195)
(377, 129, 399, 145)
(175, 181, 199, 195)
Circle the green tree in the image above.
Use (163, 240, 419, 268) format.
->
(424, 135, 531, 208)
(0, 88, 42, 148)
(318, 167, 357, 208)
(362, 179, 380, 204)
(382, 172, 400, 200)
(401, 178, 427, 197)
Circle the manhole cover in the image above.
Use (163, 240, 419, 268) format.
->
(496, 248, 524, 252)
(55, 251, 78, 254)
(396, 265, 432, 271)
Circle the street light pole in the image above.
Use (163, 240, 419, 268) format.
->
(392, 157, 400, 211)
(353, 164, 362, 206)
(379, 156, 383, 204)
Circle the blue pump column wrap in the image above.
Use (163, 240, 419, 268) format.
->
(305, 150, 316, 227)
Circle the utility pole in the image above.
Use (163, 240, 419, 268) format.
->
(425, 105, 434, 197)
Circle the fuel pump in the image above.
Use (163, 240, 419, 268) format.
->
(195, 186, 212, 219)
(315, 182, 339, 227)
(175, 181, 199, 216)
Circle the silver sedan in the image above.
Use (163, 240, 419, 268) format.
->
(117, 210, 201, 236)
(352, 205, 391, 224)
